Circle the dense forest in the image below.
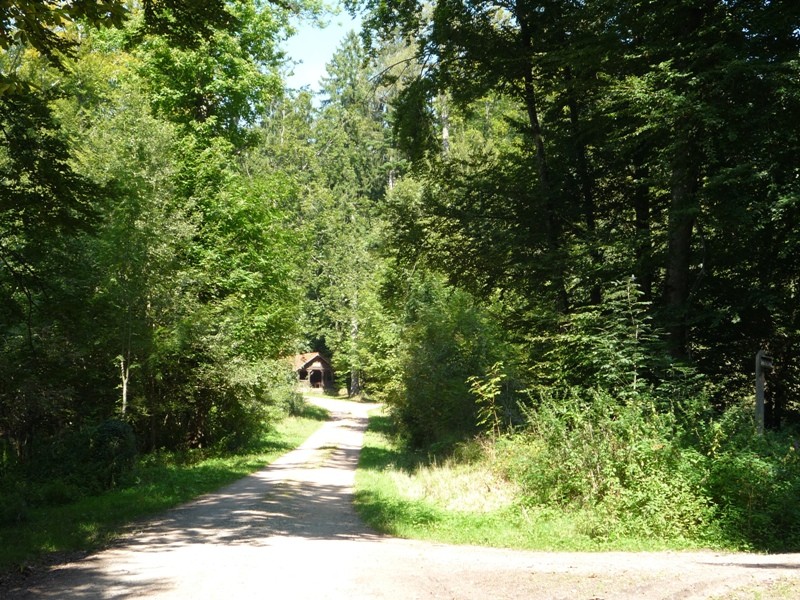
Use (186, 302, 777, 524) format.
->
(1, 0, 800, 550)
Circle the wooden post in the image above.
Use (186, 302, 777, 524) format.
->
(755, 349, 773, 435)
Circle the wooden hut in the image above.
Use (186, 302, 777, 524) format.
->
(292, 352, 334, 390)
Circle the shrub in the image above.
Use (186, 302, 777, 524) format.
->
(206, 359, 300, 452)
(498, 390, 716, 541)
(528, 279, 705, 413)
(498, 389, 800, 550)
(24, 418, 137, 495)
(387, 277, 512, 448)
(0, 490, 27, 526)
(37, 480, 84, 506)
(702, 404, 800, 550)
(90, 419, 137, 489)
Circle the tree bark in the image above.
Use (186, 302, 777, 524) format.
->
(519, 20, 568, 313)
(119, 356, 129, 416)
(632, 158, 653, 302)
(349, 315, 361, 397)
(439, 93, 450, 156)
(664, 149, 699, 357)
(565, 70, 601, 305)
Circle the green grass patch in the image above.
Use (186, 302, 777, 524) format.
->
(355, 410, 712, 552)
(0, 408, 326, 571)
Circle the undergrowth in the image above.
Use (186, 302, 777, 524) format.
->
(356, 412, 702, 551)
(366, 280, 800, 552)
(356, 401, 800, 552)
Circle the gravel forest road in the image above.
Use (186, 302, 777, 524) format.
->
(5, 397, 800, 600)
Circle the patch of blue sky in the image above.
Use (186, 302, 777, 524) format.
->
(282, 7, 361, 93)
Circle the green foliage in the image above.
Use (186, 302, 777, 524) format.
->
(386, 274, 511, 448)
(296, 32, 401, 398)
(530, 279, 704, 408)
(204, 174, 302, 360)
(0, 91, 96, 237)
(391, 78, 438, 163)
(37, 481, 83, 507)
(498, 391, 710, 540)
(135, 1, 286, 147)
(24, 420, 137, 495)
(364, 0, 800, 416)
(0, 491, 28, 527)
(468, 362, 506, 439)
(0, 1, 126, 65)
(202, 359, 305, 452)
(0, 3, 305, 485)
(492, 390, 800, 551)
(90, 420, 138, 488)
(356, 410, 705, 551)
(0, 87, 102, 466)
(702, 404, 800, 551)
(136, 1, 238, 49)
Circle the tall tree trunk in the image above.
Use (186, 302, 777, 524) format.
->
(664, 149, 699, 357)
(439, 93, 450, 155)
(119, 356, 129, 416)
(632, 157, 653, 302)
(348, 315, 361, 397)
(565, 70, 601, 305)
(519, 22, 568, 313)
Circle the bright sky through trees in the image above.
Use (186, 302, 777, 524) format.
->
(283, 10, 361, 92)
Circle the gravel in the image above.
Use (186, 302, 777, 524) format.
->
(5, 397, 800, 599)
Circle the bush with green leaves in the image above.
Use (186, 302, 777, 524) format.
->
(529, 279, 704, 410)
(25, 419, 137, 494)
(90, 419, 137, 489)
(0, 488, 28, 526)
(702, 403, 800, 550)
(497, 390, 716, 541)
(136, 356, 304, 454)
(204, 359, 302, 452)
(386, 276, 512, 449)
(495, 387, 800, 550)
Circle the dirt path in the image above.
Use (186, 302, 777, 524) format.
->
(5, 398, 800, 599)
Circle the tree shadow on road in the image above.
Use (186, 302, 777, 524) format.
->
(3, 407, 382, 599)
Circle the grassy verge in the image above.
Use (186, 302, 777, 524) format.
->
(0, 404, 328, 571)
(354, 410, 710, 552)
